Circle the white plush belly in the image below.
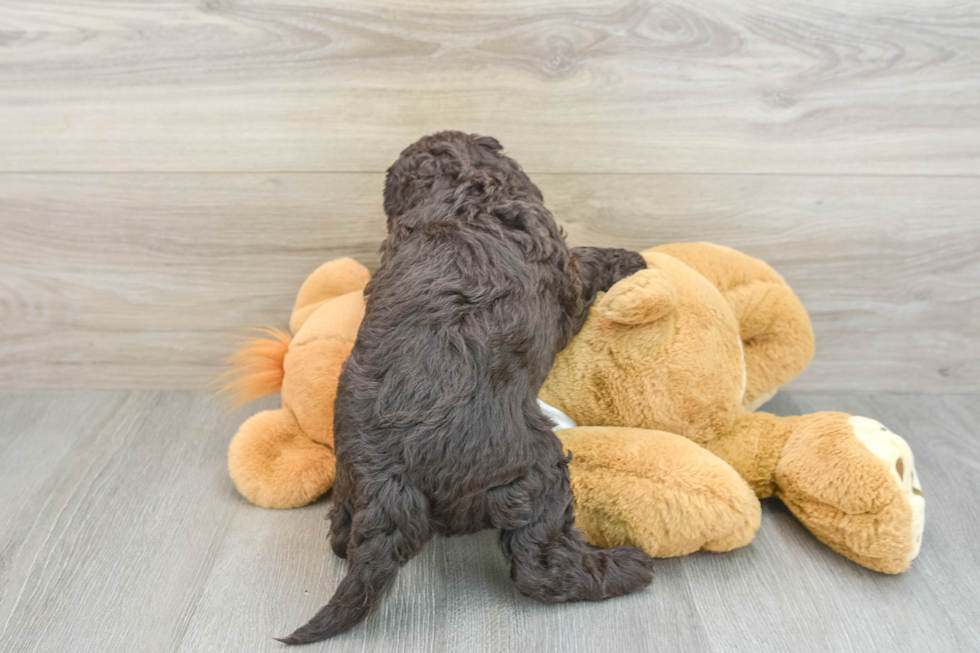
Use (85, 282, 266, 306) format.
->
(537, 399, 578, 431)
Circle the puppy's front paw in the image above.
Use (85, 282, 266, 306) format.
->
(606, 249, 647, 285)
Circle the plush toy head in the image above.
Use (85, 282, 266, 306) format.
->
(540, 243, 816, 443)
(542, 250, 748, 446)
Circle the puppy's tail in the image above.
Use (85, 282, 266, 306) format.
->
(276, 560, 397, 645)
(278, 485, 428, 645)
(218, 327, 291, 407)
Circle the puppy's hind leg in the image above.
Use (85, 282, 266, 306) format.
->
(279, 477, 431, 645)
(328, 465, 354, 559)
(329, 501, 353, 559)
(500, 458, 654, 603)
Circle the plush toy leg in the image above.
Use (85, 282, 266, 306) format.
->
(559, 426, 761, 557)
(705, 411, 801, 498)
(775, 413, 925, 574)
(228, 407, 336, 509)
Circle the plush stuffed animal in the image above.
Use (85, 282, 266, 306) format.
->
(540, 242, 925, 574)
(223, 258, 369, 509)
(224, 243, 924, 574)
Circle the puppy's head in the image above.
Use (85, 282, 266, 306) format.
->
(383, 131, 543, 227)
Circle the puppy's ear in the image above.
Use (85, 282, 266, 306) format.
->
(475, 136, 502, 152)
(595, 268, 677, 325)
(384, 154, 430, 223)
(382, 152, 411, 221)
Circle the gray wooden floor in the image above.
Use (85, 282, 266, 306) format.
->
(0, 391, 977, 653)
(2, 1, 976, 650)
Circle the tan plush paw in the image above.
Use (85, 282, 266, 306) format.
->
(776, 412, 925, 574)
(228, 408, 337, 509)
(849, 416, 925, 565)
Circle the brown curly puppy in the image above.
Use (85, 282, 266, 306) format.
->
(279, 132, 653, 644)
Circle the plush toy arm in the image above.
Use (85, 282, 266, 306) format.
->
(648, 242, 783, 291)
(290, 258, 371, 333)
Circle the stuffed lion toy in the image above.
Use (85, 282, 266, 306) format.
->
(223, 243, 924, 574)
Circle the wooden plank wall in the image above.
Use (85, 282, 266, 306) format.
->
(1, 0, 977, 391)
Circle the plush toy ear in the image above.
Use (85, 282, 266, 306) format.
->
(290, 258, 371, 334)
(595, 268, 677, 325)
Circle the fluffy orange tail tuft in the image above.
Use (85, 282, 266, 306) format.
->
(220, 327, 292, 407)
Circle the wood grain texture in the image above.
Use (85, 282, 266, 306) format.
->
(0, 0, 978, 174)
(0, 391, 977, 652)
(1, 1, 976, 648)
(1, 172, 977, 391)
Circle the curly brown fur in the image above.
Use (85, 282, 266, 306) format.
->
(279, 132, 652, 645)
